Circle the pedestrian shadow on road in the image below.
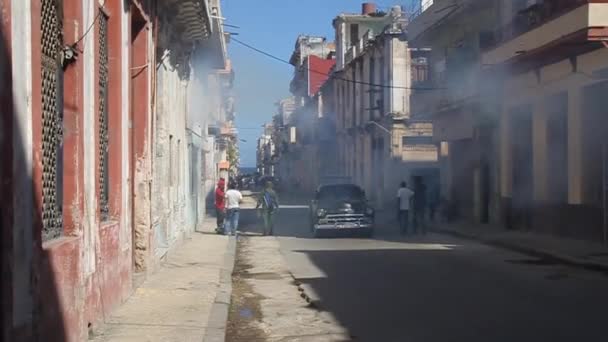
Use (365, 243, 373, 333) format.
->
(237, 207, 317, 238)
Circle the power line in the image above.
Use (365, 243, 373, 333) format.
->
(70, 10, 104, 51)
(231, 37, 442, 91)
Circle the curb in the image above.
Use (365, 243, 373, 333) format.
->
(203, 235, 237, 342)
(279, 240, 322, 310)
(297, 282, 321, 309)
(433, 227, 608, 275)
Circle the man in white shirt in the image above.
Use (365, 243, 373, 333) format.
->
(397, 181, 415, 235)
(224, 182, 243, 236)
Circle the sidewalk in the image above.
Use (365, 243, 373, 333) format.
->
(91, 218, 235, 342)
(227, 236, 349, 342)
(431, 220, 608, 272)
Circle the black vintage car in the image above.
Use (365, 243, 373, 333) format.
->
(310, 183, 375, 238)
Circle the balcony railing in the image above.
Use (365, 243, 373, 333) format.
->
(411, 58, 430, 88)
(411, 64, 481, 118)
(485, 0, 592, 51)
(344, 30, 374, 66)
(409, 0, 435, 21)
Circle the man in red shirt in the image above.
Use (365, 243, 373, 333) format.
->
(215, 178, 226, 234)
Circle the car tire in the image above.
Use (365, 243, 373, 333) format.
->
(313, 228, 322, 238)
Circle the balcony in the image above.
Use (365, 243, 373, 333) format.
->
(411, 64, 481, 119)
(483, 1, 608, 67)
(344, 30, 374, 66)
(408, 0, 471, 42)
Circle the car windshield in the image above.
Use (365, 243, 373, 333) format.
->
(317, 185, 364, 202)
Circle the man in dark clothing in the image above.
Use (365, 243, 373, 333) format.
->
(412, 178, 427, 234)
(256, 181, 279, 236)
(215, 178, 226, 234)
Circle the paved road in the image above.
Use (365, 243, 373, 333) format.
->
(237, 202, 608, 342)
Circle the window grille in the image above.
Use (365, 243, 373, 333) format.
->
(98, 12, 110, 220)
(41, 0, 64, 240)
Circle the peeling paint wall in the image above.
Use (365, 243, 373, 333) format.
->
(152, 57, 190, 260)
(120, 0, 131, 253)
(4, 0, 231, 338)
(82, 0, 97, 278)
(4, 0, 138, 340)
(130, 7, 152, 273)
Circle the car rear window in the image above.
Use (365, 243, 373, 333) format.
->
(318, 185, 364, 200)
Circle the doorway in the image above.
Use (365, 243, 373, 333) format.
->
(510, 104, 533, 230)
(582, 81, 608, 241)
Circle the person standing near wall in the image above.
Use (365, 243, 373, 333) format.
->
(215, 178, 226, 234)
(224, 182, 243, 236)
(257, 181, 279, 236)
(397, 181, 415, 235)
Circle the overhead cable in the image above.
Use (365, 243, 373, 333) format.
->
(71, 10, 104, 50)
(231, 37, 443, 91)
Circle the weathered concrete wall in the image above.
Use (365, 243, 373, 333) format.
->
(152, 57, 190, 261)
(186, 72, 213, 230)
(130, 6, 152, 273)
(3, 1, 140, 340)
(4, 0, 231, 338)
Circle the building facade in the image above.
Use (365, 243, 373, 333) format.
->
(1, 1, 232, 341)
(409, 0, 502, 224)
(271, 36, 337, 194)
(409, 0, 608, 242)
(257, 124, 275, 176)
(287, 48, 336, 193)
(485, 0, 608, 240)
(333, 4, 438, 209)
(271, 97, 295, 183)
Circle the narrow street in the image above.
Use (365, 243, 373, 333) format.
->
(228, 199, 608, 342)
(5, 1, 608, 341)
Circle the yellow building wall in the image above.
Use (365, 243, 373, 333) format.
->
(500, 47, 608, 205)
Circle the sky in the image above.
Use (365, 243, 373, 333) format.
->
(222, 0, 417, 167)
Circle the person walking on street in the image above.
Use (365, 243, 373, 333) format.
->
(224, 183, 243, 236)
(397, 182, 415, 235)
(257, 181, 279, 236)
(413, 177, 427, 234)
(214, 178, 226, 234)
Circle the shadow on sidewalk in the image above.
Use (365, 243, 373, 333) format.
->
(431, 220, 608, 273)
